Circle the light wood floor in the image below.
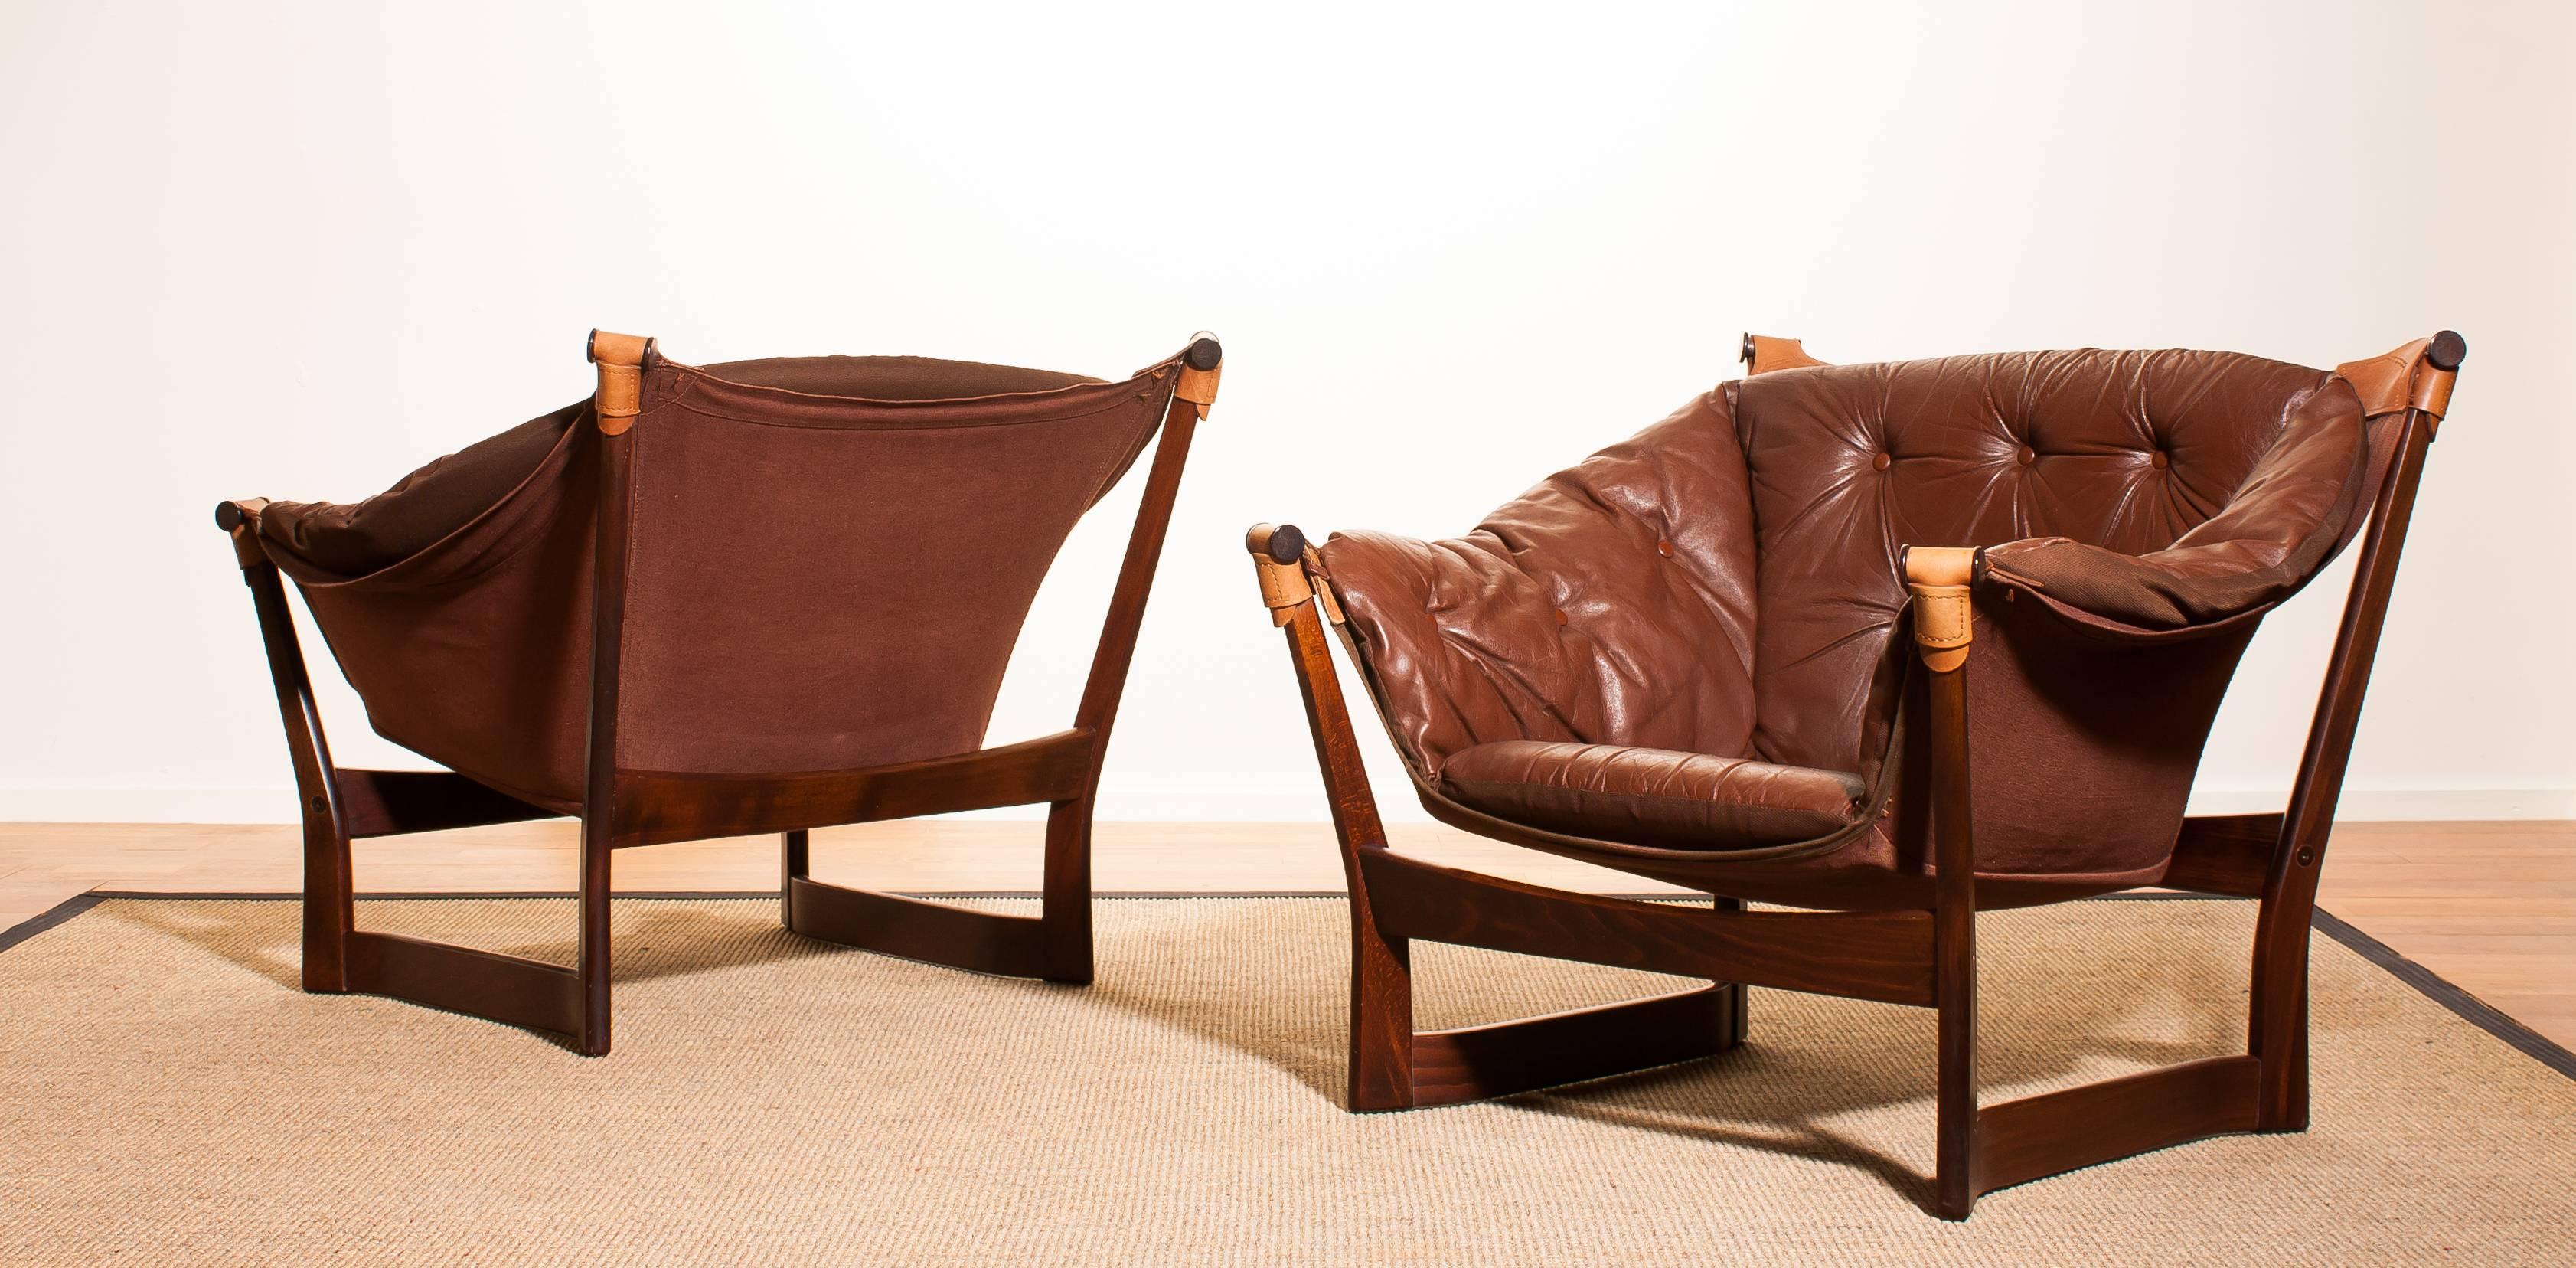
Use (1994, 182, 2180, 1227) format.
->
(4, 819, 2568, 1048)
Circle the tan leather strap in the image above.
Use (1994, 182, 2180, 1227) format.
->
(1175, 364, 1220, 417)
(2410, 360, 2457, 419)
(1304, 547, 1347, 625)
(2333, 337, 2428, 417)
(1246, 523, 1314, 627)
(1905, 545, 1977, 672)
(1174, 333, 1223, 420)
(1741, 332, 1827, 376)
(587, 329, 652, 436)
(2333, 332, 2460, 426)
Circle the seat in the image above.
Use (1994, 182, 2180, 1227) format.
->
(1245, 328, 2463, 1217)
(1435, 740, 1866, 853)
(218, 328, 1223, 1054)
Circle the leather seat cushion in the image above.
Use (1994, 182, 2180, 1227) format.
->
(1436, 740, 1867, 853)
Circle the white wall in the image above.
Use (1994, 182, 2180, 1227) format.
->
(2, 1, 2570, 824)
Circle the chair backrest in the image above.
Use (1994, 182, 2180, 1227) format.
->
(606, 351, 1184, 776)
(1730, 349, 2371, 773)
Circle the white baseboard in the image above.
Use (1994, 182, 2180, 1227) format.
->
(2, 783, 2569, 825)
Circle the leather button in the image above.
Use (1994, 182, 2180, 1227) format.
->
(1871, 453, 1892, 471)
(1655, 539, 1675, 558)
(1555, 608, 1569, 626)
(2016, 446, 2036, 466)
(2151, 451, 2170, 469)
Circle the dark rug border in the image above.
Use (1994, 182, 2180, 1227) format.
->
(0, 892, 111, 955)
(7, 890, 2569, 1081)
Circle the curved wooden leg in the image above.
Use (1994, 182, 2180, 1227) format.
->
(574, 815, 613, 1056)
(231, 557, 354, 994)
(1716, 895, 1752, 1047)
(1346, 900, 1416, 1110)
(2251, 887, 2314, 1132)
(301, 798, 354, 994)
(2248, 401, 2437, 1131)
(1040, 797, 1095, 985)
(1932, 907, 1978, 1220)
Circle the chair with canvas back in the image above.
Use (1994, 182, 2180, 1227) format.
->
(218, 328, 1223, 1054)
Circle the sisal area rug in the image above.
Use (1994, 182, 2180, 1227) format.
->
(3, 894, 2571, 1264)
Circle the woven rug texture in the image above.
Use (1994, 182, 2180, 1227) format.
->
(3, 895, 2571, 1264)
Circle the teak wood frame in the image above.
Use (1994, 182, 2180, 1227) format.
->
(1246, 331, 2460, 1217)
(216, 330, 1222, 1054)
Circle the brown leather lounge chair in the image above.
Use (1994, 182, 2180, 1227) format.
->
(217, 329, 1223, 1054)
(1245, 330, 2462, 1217)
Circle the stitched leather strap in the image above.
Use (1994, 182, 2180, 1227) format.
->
(1741, 332, 1827, 376)
(1905, 545, 1977, 672)
(587, 329, 652, 436)
(1246, 523, 1314, 627)
(2333, 331, 2464, 427)
(2334, 338, 2427, 417)
(1174, 333, 1223, 419)
(1304, 546, 1347, 626)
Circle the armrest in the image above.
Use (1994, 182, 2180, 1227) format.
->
(1308, 527, 1595, 776)
(1978, 381, 2370, 637)
(1900, 541, 2253, 888)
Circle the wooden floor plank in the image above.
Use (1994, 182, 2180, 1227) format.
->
(0, 873, 99, 933)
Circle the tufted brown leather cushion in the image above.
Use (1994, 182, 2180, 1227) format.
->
(1318, 390, 1760, 779)
(1318, 347, 2382, 904)
(1736, 350, 2356, 773)
(1438, 740, 1865, 853)
(1977, 377, 2367, 632)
